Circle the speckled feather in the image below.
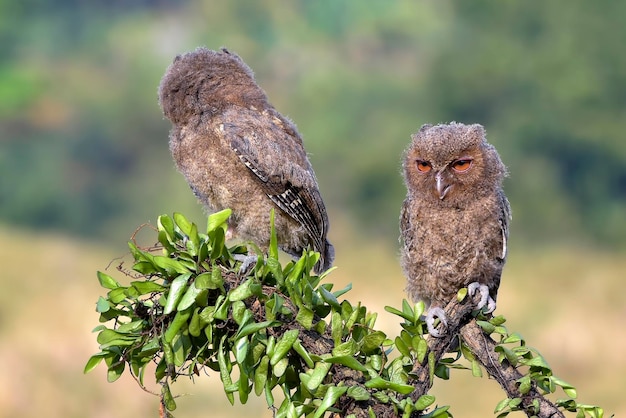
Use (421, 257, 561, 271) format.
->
(400, 122, 511, 309)
(158, 47, 333, 273)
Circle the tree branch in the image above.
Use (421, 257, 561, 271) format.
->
(460, 321, 564, 418)
(404, 291, 565, 418)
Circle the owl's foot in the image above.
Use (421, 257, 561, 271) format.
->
(468, 282, 496, 313)
(233, 253, 259, 275)
(425, 306, 448, 338)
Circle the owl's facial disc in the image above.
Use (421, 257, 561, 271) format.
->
(434, 157, 474, 200)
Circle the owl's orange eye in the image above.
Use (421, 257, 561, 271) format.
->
(451, 159, 472, 172)
(416, 160, 432, 173)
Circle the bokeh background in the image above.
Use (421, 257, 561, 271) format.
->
(1, 1, 625, 417)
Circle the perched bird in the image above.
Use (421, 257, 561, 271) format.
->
(400, 122, 511, 337)
(158, 47, 334, 273)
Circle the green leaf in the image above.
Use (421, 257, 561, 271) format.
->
(471, 360, 482, 377)
(83, 353, 107, 374)
(495, 345, 518, 366)
(164, 308, 192, 343)
(347, 385, 370, 401)
(361, 331, 386, 355)
(195, 270, 224, 290)
(264, 379, 275, 409)
(414, 394, 436, 411)
(238, 367, 250, 404)
(524, 354, 551, 371)
(268, 209, 279, 260)
(324, 355, 368, 372)
(364, 377, 414, 395)
(494, 398, 510, 413)
(270, 329, 299, 366)
(117, 320, 144, 334)
(161, 382, 177, 411)
(332, 340, 358, 357)
(476, 320, 496, 334)
(95, 296, 110, 313)
(332, 283, 352, 298)
(518, 375, 532, 395)
(131, 261, 159, 275)
(157, 214, 176, 238)
(107, 360, 125, 383)
(127, 241, 146, 262)
(131, 281, 165, 295)
(457, 287, 468, 302)
(177, 276, 204, 311)
(96, 329, 137, 348)
(229, 279, 254, 301)
(319, 285, 341, 311)
(171, 331, 191, 367)
(313, 385, 348, 418)
(173, 212, 193, 236)
(272, 357, 289, 378)
(305, 361, 332, 391)
(97, 271, 120, 290)
(385, 305, 413, 322)
(207, 208, 232, 233)
(153, 256, 191, 275)
(163, 273, 191, 315)
(254, 355, 270, 396)
(292, 339, 314, 369)
(490, 315, 506, 326)
(284, 256, 304, 284)
(551, 376, 577, 398)
(428, 351, 435, 383)
(188, 308, 202, 337)
(234, 336, 249, 365)
(107, 287, 127, 304)
(394, 336, 410, 358)
(199, 305, 216, 325)
(218, 337, 235, 405)
(266, 257, 283, 283)
(501, 332, 524, 344)
(234, 320, 279, 340)
(331, 311, 343, 346)
(296, 306, 314, 330)
(415, 336, 428, 363)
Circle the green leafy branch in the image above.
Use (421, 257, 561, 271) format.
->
(85, 210, 608, 418)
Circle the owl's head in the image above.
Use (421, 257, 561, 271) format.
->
(403, 122, 507, 206)
(158, 47, 267, 125)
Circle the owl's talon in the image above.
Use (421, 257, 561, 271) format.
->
(425, 307, 447, 338)
(468, 282, 496, 313)
(233, 253, 259, 275)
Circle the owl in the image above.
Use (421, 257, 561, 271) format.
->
(158, 47, 334, 273)
(400, 122, 511, 337)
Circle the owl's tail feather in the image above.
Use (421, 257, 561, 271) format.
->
(313, 240, 335, 275)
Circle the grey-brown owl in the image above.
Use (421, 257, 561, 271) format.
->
(158, 47, 333, 273)
(400, 122, 511, 337)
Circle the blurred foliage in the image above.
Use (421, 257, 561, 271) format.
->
(1, 0, 625, 248)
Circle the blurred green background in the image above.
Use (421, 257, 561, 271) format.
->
(1, 1, 624, 417)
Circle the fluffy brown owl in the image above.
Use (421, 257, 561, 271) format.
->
(158, 47, 333, 273)
(400, 122, 511, 337)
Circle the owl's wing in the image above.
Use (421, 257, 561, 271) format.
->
(399, 199, 415, 251)
(219, 107, 329, 255)
(497, 192, 512, 260)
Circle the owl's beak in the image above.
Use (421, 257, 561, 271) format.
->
(435, 172, 450, 200)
